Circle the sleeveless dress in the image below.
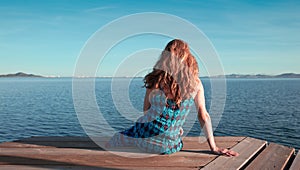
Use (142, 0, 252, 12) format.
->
(107, 89, 196, 154)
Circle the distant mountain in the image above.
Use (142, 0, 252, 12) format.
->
(274, 73, 300, 78)
(0, 72, 43, 78)
(204, 73, 300, 79)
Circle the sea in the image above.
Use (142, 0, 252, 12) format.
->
(0, 78, 299, 150)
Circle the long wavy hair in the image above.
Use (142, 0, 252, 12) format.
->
(144, 39, 199, 105)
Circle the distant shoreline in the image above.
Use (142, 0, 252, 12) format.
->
(1, 72, 300, 79)
(202, 73, 300, 79)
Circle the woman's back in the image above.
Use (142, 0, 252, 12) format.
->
(125, 89, 195, 154)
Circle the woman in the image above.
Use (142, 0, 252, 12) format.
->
(107, 39, 238, 156)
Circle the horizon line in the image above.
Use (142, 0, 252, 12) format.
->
(1, 72, 300, 79)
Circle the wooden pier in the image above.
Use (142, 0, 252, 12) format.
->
(0, 136, 298, 169)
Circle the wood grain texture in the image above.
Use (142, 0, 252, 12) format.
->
(0, 136, 296, 170)
(0, 136, 242, 169)
(245, 143, 295, 170)
(201, 137, 267, 170)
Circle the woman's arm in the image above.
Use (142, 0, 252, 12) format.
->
(194, 81, 239, 156)
(143, 88, 152, 114)
(194, 82, 216, 151)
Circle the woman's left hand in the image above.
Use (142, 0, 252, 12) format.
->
(212, 147, 239, 157)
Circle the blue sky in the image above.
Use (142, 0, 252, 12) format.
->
(0, 0, 299, 77)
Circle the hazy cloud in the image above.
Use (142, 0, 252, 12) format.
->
(84, 6, 117, 13)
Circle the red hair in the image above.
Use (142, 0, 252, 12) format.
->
(144, 39, 199, 104)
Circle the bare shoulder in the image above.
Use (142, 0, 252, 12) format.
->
(191, 78, 203, 98)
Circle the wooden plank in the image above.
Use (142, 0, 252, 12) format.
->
(0, 142, 53, 148)
(288, 150, 300, 170)
(245, 143, 294, 170)
(0, 136, 245, 169)
(245, 143, 295, 170)
(0, 141, 101, 149)
(182, 136, 245, 150)
(0, 165, 197, 170)
(16, 136, 93, 142)
(0, 165, 112, 170)
(110, 166, 197, 170)
(0, 136, 108, 149)
(182, 141, 241, 151)
(0, 147, 215, 167)
(201, 137, 267, 170)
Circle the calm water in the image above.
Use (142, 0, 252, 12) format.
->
(0, 78, 299, 150)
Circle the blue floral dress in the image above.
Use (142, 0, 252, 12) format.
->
(107, 89, 195, 154)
